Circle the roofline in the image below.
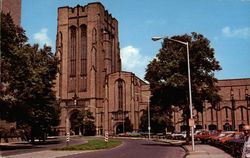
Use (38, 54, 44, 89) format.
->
(218, 78, 250, 81)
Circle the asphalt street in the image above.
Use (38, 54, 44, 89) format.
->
(60, 139, 186, 158)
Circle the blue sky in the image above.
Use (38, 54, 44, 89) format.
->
(22, 0, 250, 80)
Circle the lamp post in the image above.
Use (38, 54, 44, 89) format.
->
(152, 36, 195, 151)
(245, 87, 249, 125)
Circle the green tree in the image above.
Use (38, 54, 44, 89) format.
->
(124, 117, 133, 132)
(0, 12, 59, 143)
(139, 106, 173, 133)
(145, 33, 221, 139)
(70, 111, 84, 135)
(0, 12, 27, 121)
(83, 110, 96, 136)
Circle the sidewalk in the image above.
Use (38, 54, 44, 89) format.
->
(184, 144, 233, 158)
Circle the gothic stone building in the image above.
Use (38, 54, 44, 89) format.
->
(55, 2, 150, 136)
(1, 0, 21, 26)
(173, 78, 250, 132)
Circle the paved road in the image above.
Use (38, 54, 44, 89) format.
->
(60, 139, 186, 158)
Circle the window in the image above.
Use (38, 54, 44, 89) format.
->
(80, 25, 87, 91)
(118, 80, 123, 110)
(70, 26, 77, 77)
(225, 107, 229, 118)
(210, 108, 214, 121)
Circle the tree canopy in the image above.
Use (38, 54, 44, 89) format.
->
(145, 33, 221, 113)
(0, 12, 59, 142)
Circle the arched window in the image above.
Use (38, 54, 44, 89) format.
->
(210, 108, 214, 121)
(80, 25, 87, 91)
(225, 107, 229, 119)
(69, 26, 77, 77)
(118, 80, 123, 110)
(115, 79, 125, 110)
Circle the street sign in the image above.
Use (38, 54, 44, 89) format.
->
(189, 118, 195, 127)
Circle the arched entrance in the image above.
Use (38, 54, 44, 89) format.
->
(69, 110, 83, 135)
(116, 124, 124, 134)
(223, 123, 232, 131)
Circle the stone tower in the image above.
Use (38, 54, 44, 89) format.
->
(55, 2, 121, 135)
(1, 0, 21, 26)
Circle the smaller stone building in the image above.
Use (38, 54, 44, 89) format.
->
(104, 71, 150, 135)
(173, 78, 250, 132)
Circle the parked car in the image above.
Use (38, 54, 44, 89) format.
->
(194, 130, 211, 143)
(219, 132, 243, 144)
(165, 132, 172, 139)
(171, 131, 187, 140)
(224, 137, 245, 157)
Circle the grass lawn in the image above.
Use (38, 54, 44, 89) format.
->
(54, 138, 122, 151)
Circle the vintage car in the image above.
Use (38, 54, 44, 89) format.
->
(194, 130, 211, 143)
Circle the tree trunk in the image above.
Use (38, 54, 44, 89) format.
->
(30, 128, 35, 144)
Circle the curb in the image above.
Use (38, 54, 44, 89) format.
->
(153, 139, 188, 158)
(181, 145, 189, 158)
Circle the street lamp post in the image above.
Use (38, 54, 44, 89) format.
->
(152, 36, 195, 151)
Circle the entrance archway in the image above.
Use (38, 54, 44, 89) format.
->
(69, 110, 83, 135)
(116, 124, 123, 134)
(223, 123, 232, 131)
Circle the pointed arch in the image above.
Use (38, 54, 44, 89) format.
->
(115, 79, 126, 110)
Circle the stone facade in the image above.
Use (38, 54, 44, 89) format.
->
(104, 71, 150, 135)
(1, 0, 21, 26)
(173, 78, 250, 132)
(55, 2, 150, 135)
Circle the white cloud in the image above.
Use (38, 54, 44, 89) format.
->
(120, 45, 150, 79)
(222, 26, 250, 38)
(33, 28, 52, 46)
